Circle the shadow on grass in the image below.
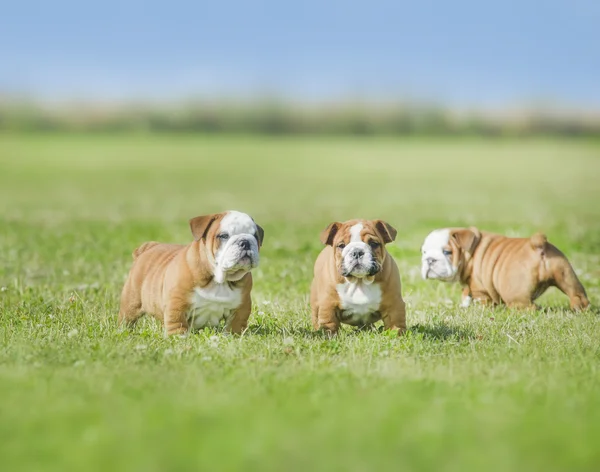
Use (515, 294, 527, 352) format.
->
(247, 322, 402, 339)
(409, 322, 474, 341)
(249, 320, 477, 342)
(246, 323, 316, 338)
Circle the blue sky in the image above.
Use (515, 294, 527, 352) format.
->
(1, 0, 599, 107)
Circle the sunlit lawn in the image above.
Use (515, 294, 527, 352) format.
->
(1, 134, 599, 471)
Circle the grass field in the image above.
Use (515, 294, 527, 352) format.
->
(1, 134, 599, 471)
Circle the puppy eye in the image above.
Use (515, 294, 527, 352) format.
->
(337, 243, 346, 250)
(442, 249, 451, 256)
(368, 240, 381, 249)
(217, 233, 229, 240)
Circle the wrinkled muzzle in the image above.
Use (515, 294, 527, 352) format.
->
(421, 256, 456, 281)
(214, 234, 259, 282)
(340, 242, 380, 278)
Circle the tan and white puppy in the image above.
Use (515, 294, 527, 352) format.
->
(421, 227, 589, 310)
(310, 219, 406, 335)
(119, 211, 264, 336)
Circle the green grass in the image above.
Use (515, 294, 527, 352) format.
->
(1, 134, 599, 472)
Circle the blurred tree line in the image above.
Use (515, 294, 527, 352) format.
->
(0, 100, 598, 137)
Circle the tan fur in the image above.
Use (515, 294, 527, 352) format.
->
(132, 241, 160, 259)
(310, 219, 406, 335)
(449, 228, 589, 310)
(118, 213, 255, 336)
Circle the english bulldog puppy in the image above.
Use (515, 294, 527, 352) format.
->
(119, 211, 264, 336)
(421, 227, 589, 310)
(310, 219, 407, 335)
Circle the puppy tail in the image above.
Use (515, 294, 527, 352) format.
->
(132, 241, 160, 259)
(530, 233, 548, 252)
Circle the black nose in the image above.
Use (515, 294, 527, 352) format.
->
(351, 249, 365, 259)
(239, 239, 250, 250)
(427, 257, 435, 265)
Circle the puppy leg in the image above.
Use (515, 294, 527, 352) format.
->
(552, 260, 590, 310)
(311, 304, 319, 330)
(471, 291, 493, 306)
(164, 294, 190, 336)
(505, 300, 538, 310)
(227, 297, 252, 335)
(460, 287, 472, 308)
(118, 283, 143, 328)
(381, 299, 407, 335)
(315, 304, 340, 335)
(310, 280, 321, 330)
(498, 289, 537, 309)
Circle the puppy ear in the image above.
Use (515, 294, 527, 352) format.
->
(255, 223, 265, 247)
(189, 214, 221, 241)
(320, 222, 342, 246)
(451, 227, 481, 254)
(374, 220, 397, 244)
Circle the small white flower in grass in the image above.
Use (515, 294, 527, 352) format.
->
(67, 329, 79, 338)
(0, 286, 7, 292)
(202, 356, 212, 361)
(208, 335, 219, 347)
(262, 301, 271, 306)
(163, 349, 174, 356)
(73, 360, 85, 367)
(135, 344, 147, 351)
(282, 337, 294, 346)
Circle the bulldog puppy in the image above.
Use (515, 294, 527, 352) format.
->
(421, 227, 589, 310)
(119, 211, 264, 336)
(310, 219, 406, 335)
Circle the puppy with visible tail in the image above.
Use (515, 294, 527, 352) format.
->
(421, 227, 590, 310)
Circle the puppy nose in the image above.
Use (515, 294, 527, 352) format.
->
(239, 239, 250, 250)
(427, 257, 435, 265)
(352, 249, 365, 259)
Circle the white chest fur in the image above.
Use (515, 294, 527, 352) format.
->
(187, 282, 242, 329)
(336, 279, 382, 326)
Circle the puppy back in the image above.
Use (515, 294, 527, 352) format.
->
(132, 241, 161, 259)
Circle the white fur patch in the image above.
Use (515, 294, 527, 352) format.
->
(213, 210, 259, 283)
(421, 228, 456, 280)
(220, 211, 257, 236)
(349, 223, 363, 242)
(188, 282, 243, 329)
(336, 279, 382, 325)
(422, 229, 451, 253)
(341, 223, 374, 277)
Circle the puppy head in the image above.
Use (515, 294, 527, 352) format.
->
(320, 219, 396, 282)
(189, 210, 264, 283)
(421, 227, 481, 282)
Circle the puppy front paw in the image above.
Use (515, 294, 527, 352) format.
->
(165, 326, 189, 337)
(317, 321, 339, 337)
